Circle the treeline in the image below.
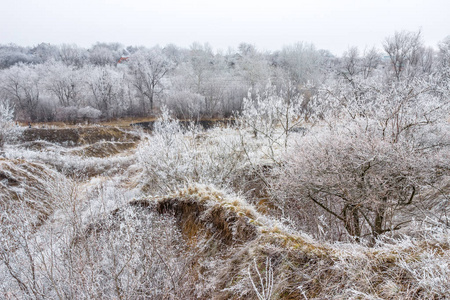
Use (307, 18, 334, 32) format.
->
(0, 31, 449, 122)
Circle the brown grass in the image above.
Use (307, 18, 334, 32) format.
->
(0, 158, 63, 227)
(19, 117, 158, 128)
(126, 185, 337, 299)
(20, 127, 140, 146)
(69, 141, 137, 157)
(100, 116, 158, 127)
(64, 183, 450, 299)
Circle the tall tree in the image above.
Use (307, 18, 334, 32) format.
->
(1, 64, 42, 121)
(383, 30, 425, 80)
(128, 47, 173, 114)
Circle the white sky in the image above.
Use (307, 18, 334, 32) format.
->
(1, 0, 449, 55)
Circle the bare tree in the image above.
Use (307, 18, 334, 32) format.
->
(86, 66, 128, 119)
(275, 58, 449, 242)
(44, 61, 82, 107)
(58, 44, 86, 67)
(274, 125, 448, 242)
(383, 30, 424, 81)
(128, 47, 173, 114)
(1, 64, 41, 121)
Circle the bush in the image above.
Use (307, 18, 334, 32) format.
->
(0, 100, 20, 149)
(272, 122, 449, 242)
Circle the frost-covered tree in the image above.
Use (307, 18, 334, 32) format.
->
(437, 36, 450, 88)
(438, 36, 450, 68)
(314, 67, 448, 145)
(0, 64, 42, 121)
(58, 44, 86, 67)
(88, 42, 124, 66)
(187, 43, 229, 115)
(85, 66, 128, 118)
(274, 50, 449, 241)
(274, 123, 448, 242)
(338, 46, 381, 82)
(169, 43, 245, 118)
(238, 83, 304, 157)
(236, 43, 271, 91)
(0, 44, 33, 69)
(128, 47, 173, 114)
(276, 42, 325, 86)
(0, 100, 18, 149)
(29, 43, 59, 64)
(43, 61, 83, 107)
(383, 30, 432, 81)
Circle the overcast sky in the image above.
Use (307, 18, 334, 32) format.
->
(1, 0, 449, 55)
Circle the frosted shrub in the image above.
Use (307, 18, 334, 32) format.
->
(272, 66, 450, 242)
(237, 84, 304, 157)
(273, 122, 448, 242)
(77, 106, 102, 122)
(138, 109, 249, 193)
(311, 71, 449, 146)
(0, 200, 187, 299)
(55, 105, 78, 122)
(0, 100, 20, 149)
(0, 165, 185, 299)
(63, 206, 186, 299)
(164, 90, 206, 119)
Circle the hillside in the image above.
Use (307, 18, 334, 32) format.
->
(0, 117, 448, 299)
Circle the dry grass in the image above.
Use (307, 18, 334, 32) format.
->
(0, 158, 67, 227)
(120, 185, 450, 299)
(2, 158, 447, 299)
(69, 141, 137, 158)
(20, 127, 140, 146)
(123, 185, 337, 299)
(101, 116, 158, 127)
(18, 117, 158, 128)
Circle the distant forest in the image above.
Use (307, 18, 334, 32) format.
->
(0, 31, 448, 122)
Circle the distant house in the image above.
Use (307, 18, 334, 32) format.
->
(117, 56, 129, 64)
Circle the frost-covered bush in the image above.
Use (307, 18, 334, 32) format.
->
(55, 105, 78, 122)
(137, 109, 250, 194)
(0, 196, 186, 299)
(272, 118, 449, 242)
(164, 90, 206, 119)
(77, 106, 102, 122)
(0, 100, 20, 149)
(269, 64, 450, 242)
(0, 157, 184, 299)
(237, 84, 304, 154)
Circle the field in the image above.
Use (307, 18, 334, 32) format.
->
(1, 113, 448, 299)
